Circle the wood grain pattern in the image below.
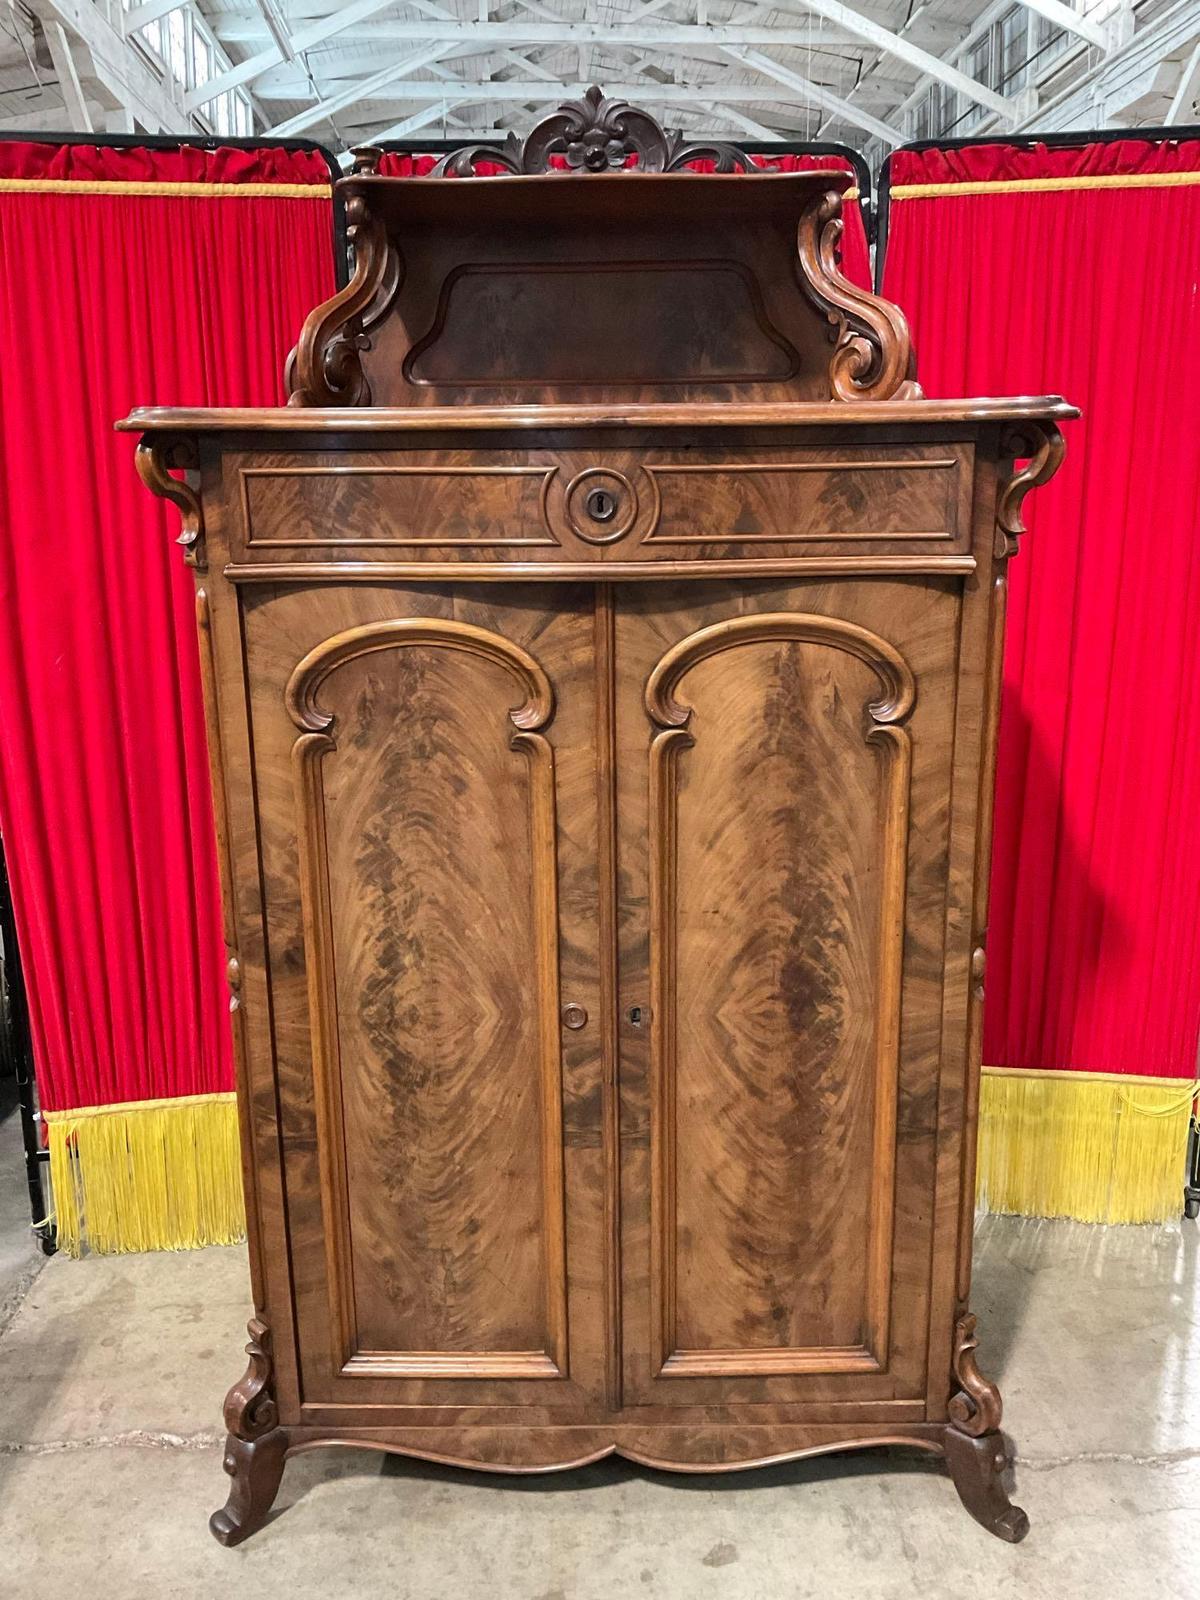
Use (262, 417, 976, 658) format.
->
(285, 616, 569, 1377)
(124, 144, 1070, 1543)
(404, 260, 802, 389)
(241, 462, 560, 549)
(643, 453, 962, 544)
(642, 612, 913, 1378)
(611, 576, 958, 1413)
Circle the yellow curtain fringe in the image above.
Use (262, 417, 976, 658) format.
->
(977, 1071, 1195, 1225)
(44, 1092, 245, 1258)
(890, 171, 1200, 201)
(0, 179, 331, 199)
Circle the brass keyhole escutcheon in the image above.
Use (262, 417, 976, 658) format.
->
(585, 487, 617, 523)
(562, 1002, 588, 1030)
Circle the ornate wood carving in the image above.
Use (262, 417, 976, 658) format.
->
(222, 1316, 279, 1441)
(286, 188, 394, 407)
(798, 188, 922, 403)
(644, 612, 916, 729)
(943, 1427, 1029, 1543)
(644, 613, 915, 1378)
(948, 1311, 1004, 1437)
(278, 90, 926, 409)
(995, 419, 1066, 556)
(135, 438, 204, 568)
(431, 84, 759, 177)
(210, 1428, 289, 1548)
(285, 617, 554, 733)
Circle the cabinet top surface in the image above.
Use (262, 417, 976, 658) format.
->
(118, 398, 1077, 435)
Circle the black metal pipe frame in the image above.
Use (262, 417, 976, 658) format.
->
(0, 841, 55, 1254)
(873, 120, 1200, 291)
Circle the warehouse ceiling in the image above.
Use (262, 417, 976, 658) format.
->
(186, 0, 1121, 149)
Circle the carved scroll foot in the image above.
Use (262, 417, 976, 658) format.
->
(209, 1427, 289, 1547)
(943, 1427, 1029, 1543)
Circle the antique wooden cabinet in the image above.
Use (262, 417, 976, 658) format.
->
(124, 92, 1074, 1547)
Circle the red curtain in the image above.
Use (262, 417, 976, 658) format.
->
(0, 142, 335, 1116)
(883, 139, 1200, 1078)
(379, 148, 871, 287)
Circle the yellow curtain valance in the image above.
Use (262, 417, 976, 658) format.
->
(0, 178, 331, 198)
(978, 1066, 1196, 1225)
(44, 1090, 244, 1257)
(891, 170, 1200, 201)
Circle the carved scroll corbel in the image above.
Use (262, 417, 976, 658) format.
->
(222, 1316, 279, 1441)
(135, 438, 204, 570)
(797, 187, 922, 403)
(948, 1311, 1004, 1437)
(996, 420, 1066, 557)
(286, 189, 395, 407)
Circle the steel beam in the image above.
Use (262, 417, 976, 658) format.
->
(1014, 0, 1108, 51)
(721, 46, 905, 143)
(268, 42, 453, 134)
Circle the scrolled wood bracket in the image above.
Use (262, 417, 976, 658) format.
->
(222, 1316, 279, 1442)
(135, 438, 204, 570)
(797, 187, 922, 404)
(996, 419, 1066, 557)
(286, 189, 395, 407)
(948, 1311, 1004, 1437)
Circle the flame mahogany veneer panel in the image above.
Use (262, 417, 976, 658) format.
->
(244, 581, 609, 1407)
(612, 577, 955, 1406)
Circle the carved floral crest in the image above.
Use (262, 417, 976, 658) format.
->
(429, 85, 760, 177)
(285, 87, 919, 408)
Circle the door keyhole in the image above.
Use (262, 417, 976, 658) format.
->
(585, 487, 617, 523)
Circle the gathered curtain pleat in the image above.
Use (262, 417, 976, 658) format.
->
(0, 142, 334, 1126)
(883, 139, 1200, 1080)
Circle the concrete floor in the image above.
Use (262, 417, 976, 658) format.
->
(0, 1119, 1197, 1598)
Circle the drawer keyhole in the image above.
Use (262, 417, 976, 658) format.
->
(585, 487, 617, 523)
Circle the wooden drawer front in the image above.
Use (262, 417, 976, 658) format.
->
(644, 450, 963, 546)
(239, 460, 558, 550)
(230, 442, 972, 569)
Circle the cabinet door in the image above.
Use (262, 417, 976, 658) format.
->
(244, 583, 606, 1417)
(614, 579, 959, 1409)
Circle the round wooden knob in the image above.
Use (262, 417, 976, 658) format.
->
(561, 1002, 588, 1030)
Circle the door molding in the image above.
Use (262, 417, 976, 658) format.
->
(644, 612, 915, 1379)
(286, 617, 569, 1380)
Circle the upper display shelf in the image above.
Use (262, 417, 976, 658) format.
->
(279, 86, 921, 411)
